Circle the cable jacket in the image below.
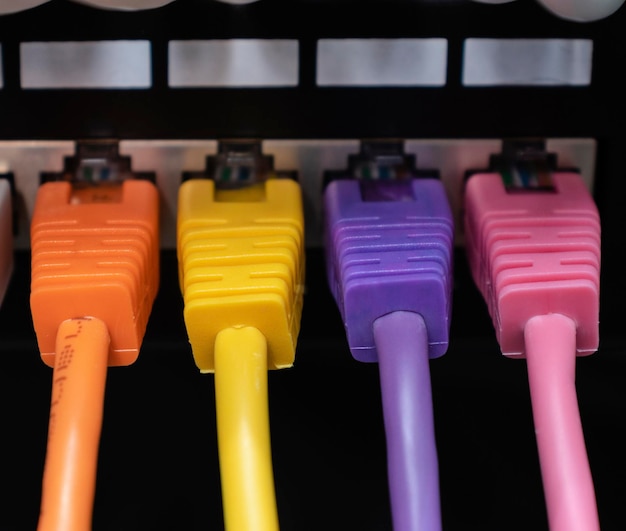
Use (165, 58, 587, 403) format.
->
(214, 326, 279, 531)
(524, 314, 599, 531)
(38, 317, 110, 531)
(373, 311, 441, 531)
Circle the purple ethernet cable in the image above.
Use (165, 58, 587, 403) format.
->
(324, 177, 454, 531)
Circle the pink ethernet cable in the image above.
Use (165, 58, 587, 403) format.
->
(464, 168, 601, 531)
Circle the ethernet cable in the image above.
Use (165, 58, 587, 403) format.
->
(324, 141, 454, 531)
(30, 141, 160, 531)
(463, 143, 601, 531)
(177, 141, 305, 531)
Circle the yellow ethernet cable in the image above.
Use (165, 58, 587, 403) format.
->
(177, 142, 305, 531)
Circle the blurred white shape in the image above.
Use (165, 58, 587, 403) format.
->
(317, 38, 448, 87)
(212, 0, 261, 4)
(0, 0, 50, 15)
(21, 41, 152, 89)
(169, 39, 298, 88)
(70, 0, 175, 10)
(470, 0, 518, 4)
(536, 0, 625, 21)
(463, 38, 592, 86)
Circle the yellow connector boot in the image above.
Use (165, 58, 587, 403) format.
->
(177, 142, 305, 531)
(178, 177, 304, 372)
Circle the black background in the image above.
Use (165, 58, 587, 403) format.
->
(2, 1, 626, 530)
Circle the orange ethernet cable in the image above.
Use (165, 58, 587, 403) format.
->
(177, 141, 305, 531)
(29, 141, 160, 531)
(37, 317, 109, 531)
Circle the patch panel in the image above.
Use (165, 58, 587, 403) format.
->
(0, 138, 596, 250)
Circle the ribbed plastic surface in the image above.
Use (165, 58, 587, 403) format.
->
(30, 180, 160, 367)
(177, 178, 305, 372)
(464, 172, 601, 357)
(324, 178, 454, 362)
